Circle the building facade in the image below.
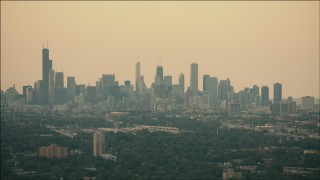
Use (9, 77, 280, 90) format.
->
(38, 144, 68, 159)
(190, 63, 198, 96)
(261, 86, 269, 106)
(273, 83, 282, 103)
(93, 131, 105, 157)
(301, 96, 314, 110)
(179, 73, 184, 93)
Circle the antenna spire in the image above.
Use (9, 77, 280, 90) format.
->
(47, 40, 48, 48)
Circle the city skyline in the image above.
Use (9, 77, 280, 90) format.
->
(1, 1, 319, 98)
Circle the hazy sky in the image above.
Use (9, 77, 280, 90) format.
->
(1, 1, 319, 98)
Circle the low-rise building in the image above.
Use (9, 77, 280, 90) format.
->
(38, 144, 68, 158)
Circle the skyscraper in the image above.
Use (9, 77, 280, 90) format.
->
(179, 73, 184, 93)
(156, 66, 163, 80)
(190, 63, 198, 96)
(273, 83, 282, 103)
(204, 76, 218, 107)
(155, 65, 164, 85)
(67, 76, 77, 102)
(48, 69, 55, 104)
(42, 47, 52, 105)
(301, 96, 314, 110)
(218, 78, 231, 102)
(136, 62, 142, 95)
(124, 80, 131, 86)
(251, 85, 259, 96)
(26, 87, 34, 105)
(203, 74, 210, 92)
(164, 76, 172, 86)
(5, 86, 18, 105)
(250, 85, 260, 105)
(164, 75, 173, 93)
(34, 80, 43, 105)
(110, 84, 120, 102)
(261, 86, 269, 106)
(86, 86, 97, 104)
(101, 74, 115, 97)
(55, 72, 64, 89)
(93, 131, 105, 157)
(22, 85, 32, 103)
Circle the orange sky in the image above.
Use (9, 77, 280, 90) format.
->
(1, 1, 319, 98)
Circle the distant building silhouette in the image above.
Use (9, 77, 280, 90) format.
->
(110, 84, 120, 102)
(229, 103, 240, 116)
(67, 76, 77, 102)
(26, 86, 34, 105)
(42, 48, 52, 105)
(219, 78, 231, 103)
(155, 65, 164, 85)
(301, 96, 314, 110)
(124, 80, 131, 86)
(55, 72, 64, 89)
(55, 87, 67, 104)
(86, 86, 97, 104)
(76, 84, 86, 96)
(185, 87, 193, 106)
(38, 144, 68, 159)
(179, 73, 184, 93)
(48, 69, 55, 104)
(136, 62, 142, 95)
(5, 86, 18, 105)
(203, 74, 210, 92)
(93, 131, 105, 157)
(273, 83, 282, 103)
(261, 86, 269, 106)
(250, 85, 259, 105)
(101, 74, 115, 98)
(203, 75, 218, 107)
(22, 85, 32, 104)
(190, 63, 198, 96)
(164, 75, 172, 92)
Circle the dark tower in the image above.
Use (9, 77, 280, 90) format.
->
(42, 47, 51, 105)
(261, 86, 269, 106)
(274, 83, 282, 103)
(156, 66, 164, 82)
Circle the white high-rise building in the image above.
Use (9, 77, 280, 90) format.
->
(93, 131, 105, 157)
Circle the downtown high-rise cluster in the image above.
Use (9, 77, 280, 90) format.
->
(1, 47, 316, 114)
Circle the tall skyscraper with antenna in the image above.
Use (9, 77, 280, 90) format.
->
(42, 45, 52, 105)
(155, 65, 164, 85)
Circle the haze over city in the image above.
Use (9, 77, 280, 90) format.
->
(1, 2, 320, 179)
(1, 1, 319, 98)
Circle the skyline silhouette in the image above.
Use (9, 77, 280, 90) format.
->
(1, 1, 319, 98)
